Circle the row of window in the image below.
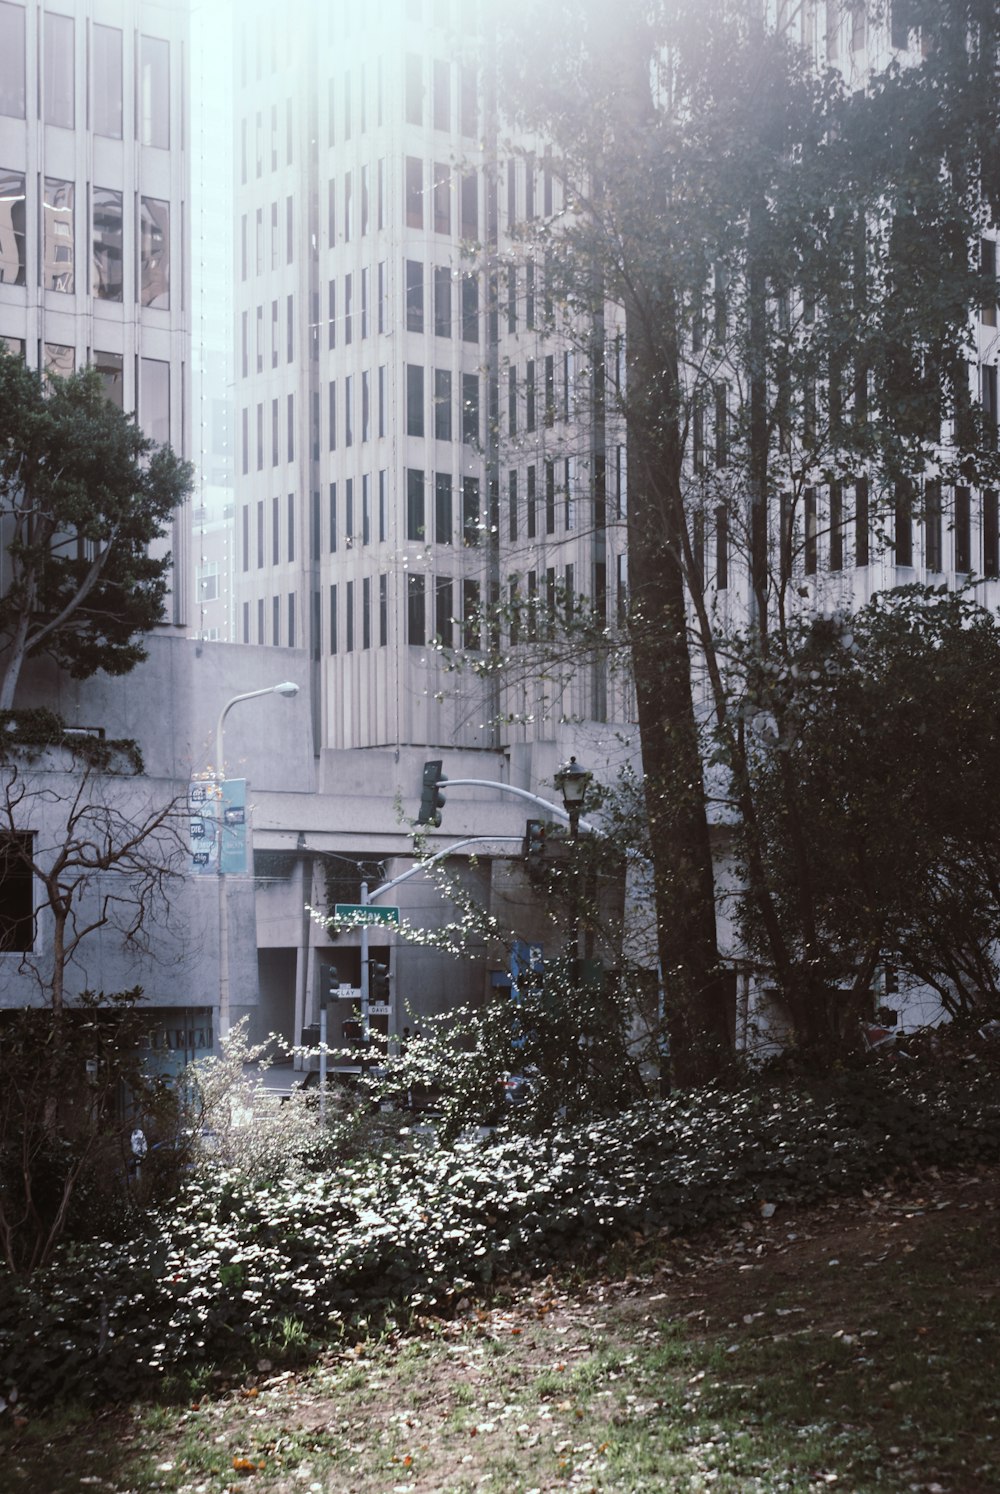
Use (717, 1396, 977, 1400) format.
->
(0, 171, 169, 308)
(686, 482, 1000, 595)
(785, 481, 1000, 577)
(0, 6, 170, 145)
(240, 470, 490, 572)
(0, 340, 170, 445)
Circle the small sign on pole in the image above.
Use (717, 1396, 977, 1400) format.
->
(334, 904, 400, 926)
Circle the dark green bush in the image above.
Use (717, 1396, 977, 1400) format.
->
(2, 1055, 997, 1411)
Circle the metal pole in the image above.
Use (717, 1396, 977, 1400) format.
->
(319, 999, 327, 1124)
(360, 880, 371, 1045)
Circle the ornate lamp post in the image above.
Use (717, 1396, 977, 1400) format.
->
(553, 755, 592, 841)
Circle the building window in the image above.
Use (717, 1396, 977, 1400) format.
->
(433, 267, 452, 336)
(894, 480, 913, 567)
(91, 188, 122, 301)
(344, 272, 353, 343)
(955, 486, 971, 572)
(829, 482, 843, 571)
(379, 574, 388, 645)
(508, 366, 518, 436)
(139, 35, 170, 148)
(287, 593, 296, 649)
(346, 580, 355, 651)
(288, 493, 295, 562)
(433, 58, 450, 130)
(272, 595, 280, 646)
(433, 164, 451, 234)
(854, 477, 869, 567)
(715, 505, 728, 589)
(459, 62, 476, 137)
(434, 370, 452, 441)
(0, 833, 33, 952)
(407, 469, 425, 541)
(461, 274, 478, 342)
(0, 3, 25, 119)
(463, 578, 481, 650)
(804, 487, 817, 575)
(0, 169, 26, 284)
(139, 196, 169, 308)
(982, 238, 997, 328)
(462, 478, 480, 546)
(362, 576, 372, 649)
(985, 490, 999, 578)
(405, 157, 423, 229)
(329, 584, 338, 654)
(379, 471, 387, 542)
(407, 574, 426, 645)
(462, 373, 479, 446)
(508, 471, 518, 542)
(435, 473, 452, 544)
(460, 171, 478, 240)
(525, 361, 536, 432)
(44, 11, 74, 128)
(43, 178, 75, 293)
(435, 576, 452, 645)
(329, 482, 337, 552)
(90, 23, 122, 137)
(362, 474, 371, 545)
(406, 364, 425, 438)
(925, 479, 942, 572)
(287, 394, 295, 461)
(405, 53, 423, 125)
(406, 259, 424, 332)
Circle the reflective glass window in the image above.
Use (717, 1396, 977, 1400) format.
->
(140, 357, 170, 446)
(43, 178, 75, 293)
(0, 169, 26, 286)
(93, 25, 122, 138)
(140, 197, 170, 309)
(94, 351, 124, 408)
(44, 343, 73, 378)
(140, 35, 169, 149)
(44, 11, 74, 128)
(0, 4, 25, 118)
(92, 187, 123, 301)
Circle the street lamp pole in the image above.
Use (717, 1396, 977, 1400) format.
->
(214, 681, 299, 1039)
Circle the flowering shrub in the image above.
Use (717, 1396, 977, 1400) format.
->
(2, 1057, 998, 1411)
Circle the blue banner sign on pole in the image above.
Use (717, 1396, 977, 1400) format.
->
(188, 777, 221, 875)
(219, 778, 248, 875)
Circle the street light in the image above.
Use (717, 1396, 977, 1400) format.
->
(215, 681, 300, 1038)
(215, 681, 299, 780)
(553, 755, 592, 841)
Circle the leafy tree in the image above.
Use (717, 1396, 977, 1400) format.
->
(0, 349, 191, 710)
(732, 587, 1000, 1042)
(490, 0, 1000, 1076)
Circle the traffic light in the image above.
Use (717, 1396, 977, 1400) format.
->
(320, 963, 340, 1004)
(369, 959, 390, 1003)
(418, 759, 447, 825)
(523, 818, 546, 861)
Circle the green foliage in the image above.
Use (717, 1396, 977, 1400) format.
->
(3, 1051, 999, 1411)
(0, 708, 143, 773)
(0, 348, 192, 707)
(0, 992, 176, 1277)
(729, 587, 1000, 1039)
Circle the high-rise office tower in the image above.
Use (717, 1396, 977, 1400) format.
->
(0, 0, 191, 618)
(232, 0, 630, 757)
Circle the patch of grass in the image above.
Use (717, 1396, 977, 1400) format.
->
(3, 1167, 998, 1492)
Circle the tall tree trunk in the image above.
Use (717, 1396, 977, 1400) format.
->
(625, 298, 732, 1087)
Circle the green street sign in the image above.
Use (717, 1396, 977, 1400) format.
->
(334, 903, 400, 927)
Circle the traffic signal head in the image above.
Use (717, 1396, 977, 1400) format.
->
(369, 959, 390, 1002)
(321, 964, 340, 1004)
(418, 759, 447, 826)
(523, 818, 546, 860)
